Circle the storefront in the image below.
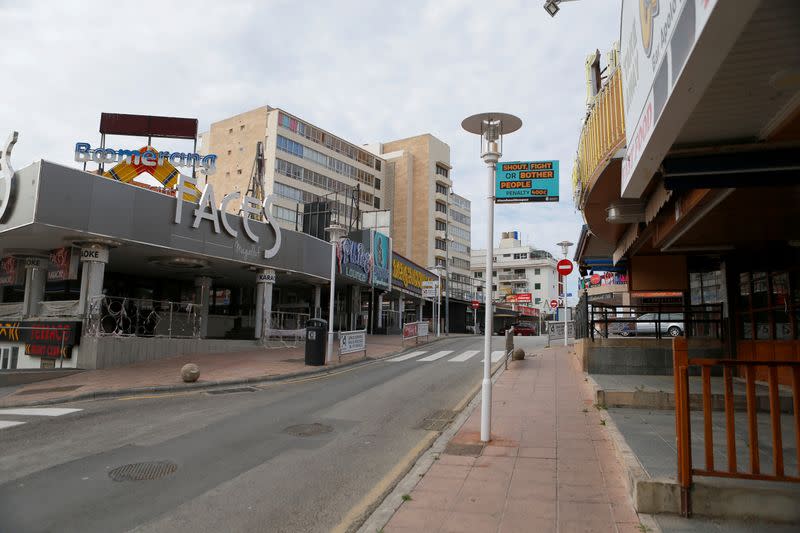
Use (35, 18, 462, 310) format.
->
(384, 253, 436, 334)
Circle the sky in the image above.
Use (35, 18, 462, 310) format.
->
(1, 0, 622, 295)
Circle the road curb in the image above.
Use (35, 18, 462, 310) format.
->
(1, 336, 456, 408)
(354, 355, 508, 533)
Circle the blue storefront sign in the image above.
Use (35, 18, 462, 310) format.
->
(372, 231, 391, 290)
(495, 160, 559, 203)
(337, 238, 371, 283)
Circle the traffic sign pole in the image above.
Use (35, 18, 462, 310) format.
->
(556, 258, 573, 347)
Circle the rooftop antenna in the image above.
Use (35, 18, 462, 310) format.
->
(245, 141, 265, 220)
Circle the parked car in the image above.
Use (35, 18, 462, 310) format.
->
(618, 313, 684, 337)
(509, 322, 537, 336)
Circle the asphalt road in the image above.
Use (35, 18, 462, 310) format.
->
(0, 334, 546, 533)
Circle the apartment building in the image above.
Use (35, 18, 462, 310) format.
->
(199, 106, 386, 231)
(471, 231, 560, 310)
(369, 135, 473, 296)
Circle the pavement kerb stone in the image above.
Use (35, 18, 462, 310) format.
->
(356, 355, 509, 533)
(3, 335, 458, 408)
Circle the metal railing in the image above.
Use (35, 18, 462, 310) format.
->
(588, 304, 723, 341)
(672, 337, 800, 517)
(573, 66, 626, 208)
(86, 296, 200, 338)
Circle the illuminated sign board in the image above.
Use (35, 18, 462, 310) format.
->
(74, 142, 217, 175)
(337, 239, 371, 283)
(392, 255, 435, 296)
(372, 231, 391, 290)
(495, 160, 559, 203)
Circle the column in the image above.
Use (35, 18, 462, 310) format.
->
(77, 244, 110, 316)
(254, 269, 275, 339)
(399, 297, 405, 329)
(377, 293, 384, 328)
(418, 297, 423, 321)
(21, 256, 47, 318)
(314, 285, 322, 318)
(194, 276, 212, 339)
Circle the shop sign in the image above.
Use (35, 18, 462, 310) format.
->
(418, 322, 429, 337)
(79, 247, 109, 264)
(74, 142, 218, 175)
(48, 247, 80, 282)
(339, 330, 366, 355)
(372, 231, 391, 290)
(337, 238, 371, 283)
(174, 174, 282, 260)
(620, 0, 719, 194)
(392, 255, 435, 296)
(0, 321, 82, 357)
(0, 256, 20, 286)
(257, 269, 276, 284)
(422, 288, 437, 298)
(506, 294, 517, 303)
(520, 306, 538, 317)
(495, 161, 559, 203)
(515, 293, 532, 303)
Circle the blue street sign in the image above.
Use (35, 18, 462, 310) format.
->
(495, 160, 559, 203)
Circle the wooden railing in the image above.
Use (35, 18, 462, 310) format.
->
(673, 337, 800, 517)
(573, 66, 626, 207)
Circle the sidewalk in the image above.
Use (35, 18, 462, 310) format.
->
(0, 334, 441, 407)
(383, 344, 650, 533)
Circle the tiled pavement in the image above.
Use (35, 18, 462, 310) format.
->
(384, 345, 648, 533)
(0, 334, 424, 407)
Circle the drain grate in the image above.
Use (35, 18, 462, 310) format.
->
(283, 423, 333, 437)
(444, 443, 485, 457)
(416, 409, 456, 431)
(206, 387, 258, 395)
(109, 461, 177, 482)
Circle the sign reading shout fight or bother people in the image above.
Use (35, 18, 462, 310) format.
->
(495, 160, 559, 203)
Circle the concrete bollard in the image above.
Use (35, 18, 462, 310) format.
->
(512, 348, 525, 360)
(181, 363, 200, 383)
(505, 328, 514, 354)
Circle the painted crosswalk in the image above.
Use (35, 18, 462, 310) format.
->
(388, 349, 506, 364)
(417, 350, 453, 362)
(448, 350, 480, 362)
(0, 407, 82, 430)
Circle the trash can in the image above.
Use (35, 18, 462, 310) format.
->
(305, 318, 327, 366)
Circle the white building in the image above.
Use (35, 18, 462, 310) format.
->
(471, 231, 561, 312)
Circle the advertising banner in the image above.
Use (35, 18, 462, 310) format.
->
(0, 321, 82, 359)
(402, 322, 418, 339)
(620, 0, 720, 195)
(515, 293, 532, 303)
(339, 330, 367, 355)
(392, 253, 436, 297)
(48, 247, 80, 282)
(371, 231, 391, 290)
(337, 238, 372, 284)
(0, 256, 20, 286)
(495, 161, 559, 203)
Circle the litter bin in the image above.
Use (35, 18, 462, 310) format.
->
(305, 318, 327, 366)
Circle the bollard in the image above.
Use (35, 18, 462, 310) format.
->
(181, 363, 200, 383)
(505, 327, 514, 369)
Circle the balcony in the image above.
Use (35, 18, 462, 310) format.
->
(572, 64, 631, 246)
(498, 273, 527, 282)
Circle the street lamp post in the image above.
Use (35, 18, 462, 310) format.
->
(462, 112, 522, 443)
(557, 240, 574, 347)
(325, 224, 348, 364)
(445, 188, 451, 335)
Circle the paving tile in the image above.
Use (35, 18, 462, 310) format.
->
(387, 506, 449, 531)
(558, 501, 614, 523)
(438, 454, 476, 467)
(558, 519, 617, 533)
(401, 489, 459, 511)
(440, 510, 501, 533)
(415, 473, 465, 493)
(499, 515, 556, 533)
(426, 463, 472, 480)
(482, 444, 519, 457)
(557, 483, 609, 503)
(518, 446, 557, 459)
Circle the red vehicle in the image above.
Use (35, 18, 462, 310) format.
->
(510, 322, 537, 336)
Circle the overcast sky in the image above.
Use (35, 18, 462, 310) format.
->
(2, 0, 621, 285)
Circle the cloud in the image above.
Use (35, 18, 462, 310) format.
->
(3, 0, 620, 290)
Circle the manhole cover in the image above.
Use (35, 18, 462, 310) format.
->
(283, 423, 333, 437)
(444, 443, 485, 457)
(416, 410, 456, 431)
(108, 461, 177, 482)
(206, 387, 258, 395)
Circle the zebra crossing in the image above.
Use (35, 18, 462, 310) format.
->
(389, 349, 506, 363)
(0, 407, 82, 430)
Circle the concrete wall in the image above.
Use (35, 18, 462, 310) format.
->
(77, 337, 261, 369)
(577, 337, 724, 375)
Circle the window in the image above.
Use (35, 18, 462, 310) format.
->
(474, 272, 482, 278)
(449, 241, 469, 254)
(450, 226, 470, 241)
(227, 150, 231, 155)
(492, 270, 497, 277)
(535, 298, 541, 304)
(451, 210, 470, 226)
(435, 202, 447, 213)
(237, 169, 242, 175)
(534, 283, 541, 290)
(513, 253, 528, 260)
(228, 128, 233, 134)
(535, 268, 541, 275)
(450, 257, 470, 270)
(436, 220, 447, 231)
(515, 269, 524, 275)
(375, 159, 381, 171)
(503, 254, 511, 257)
(737, 268, 799, 340)
(240, 125, 245, 131)
(435, 165, 449, 178)
(273, 205, 302, 227)
(435, 238, 447, 250)
(373, 197, 381, 209)
(436, 257, 446, 267)
(375, 178, 381, 190)
(436, 183, 448, 195)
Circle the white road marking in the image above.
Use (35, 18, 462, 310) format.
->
(418, 350, 453, 362)
(482, 350, 506, 362)
(448, 350, 480, 362)
(0, 420, 26, 429)
(389, 351, 427, 362)
(0, 408, 83, 417)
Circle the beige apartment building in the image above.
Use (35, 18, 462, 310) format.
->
(199, 106, 386, 231)
(370, 135, 474, 303)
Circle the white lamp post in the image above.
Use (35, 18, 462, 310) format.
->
(557, 240, 574, 347)
(462, 112, 522, 443)
(326, 224, 348, 364)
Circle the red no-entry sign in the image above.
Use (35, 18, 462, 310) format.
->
(557, 259, 573, 276)
(549, 299, 559, 309)
(471, 300, 480, 309)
